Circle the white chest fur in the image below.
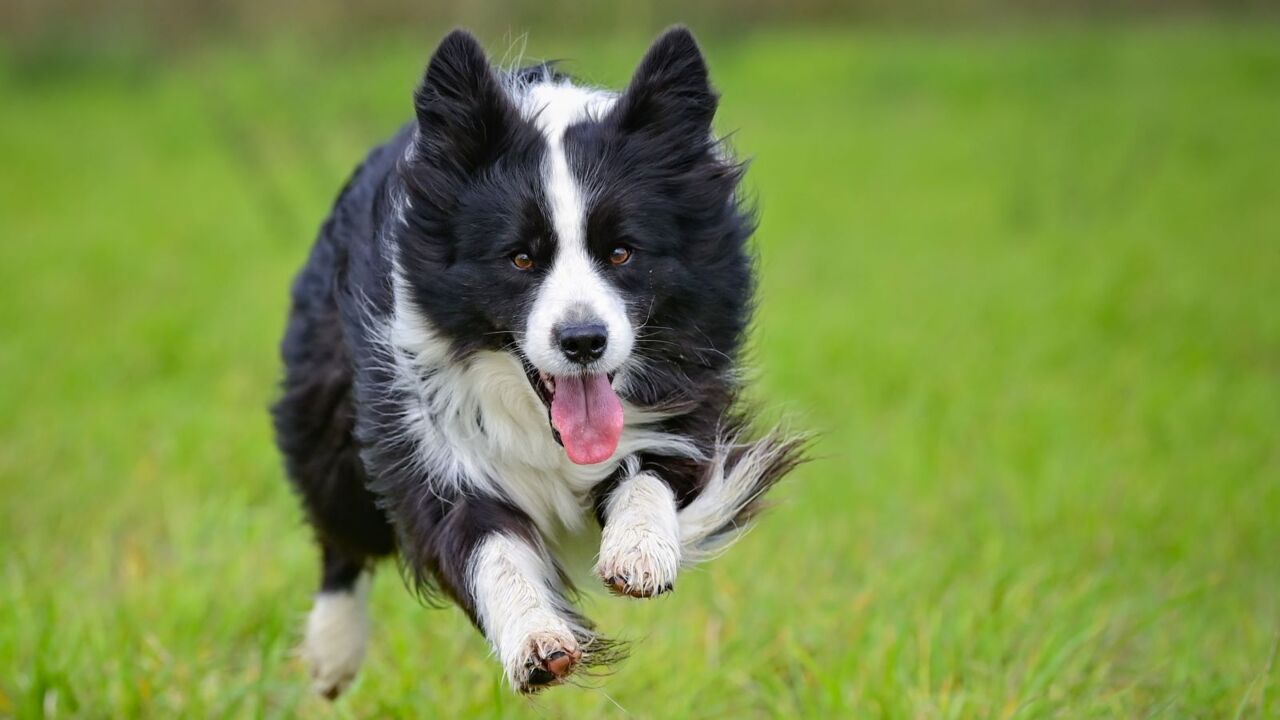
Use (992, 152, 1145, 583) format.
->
(380, 284, 698, 536)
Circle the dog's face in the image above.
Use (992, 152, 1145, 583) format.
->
(397, 29, 753, 464)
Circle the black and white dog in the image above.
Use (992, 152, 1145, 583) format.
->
(272, 26, 803, 698)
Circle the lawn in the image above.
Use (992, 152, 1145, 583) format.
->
(1, 21, 1278, 718)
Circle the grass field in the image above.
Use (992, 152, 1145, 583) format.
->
(2, 21, 1279, 718)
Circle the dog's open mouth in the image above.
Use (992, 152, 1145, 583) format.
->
(522, 360, 623, 466)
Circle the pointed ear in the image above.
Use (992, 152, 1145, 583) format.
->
(411, 30, 518, 175)
(611, 26, 718, 137)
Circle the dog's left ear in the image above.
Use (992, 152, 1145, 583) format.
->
(611, 26, 718, 139)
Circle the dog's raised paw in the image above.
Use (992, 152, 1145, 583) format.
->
(597, 528, 681, 599)
(596, 473, 682, 599)
(517, 632, 582, 692)
(604, 573, 674, 598)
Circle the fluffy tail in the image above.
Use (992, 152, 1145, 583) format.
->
(677, 428, 807, 564)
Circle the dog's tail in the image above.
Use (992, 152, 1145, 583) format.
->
(676, 428, 807, 564)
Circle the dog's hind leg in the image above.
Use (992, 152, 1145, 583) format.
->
(281, 429, 393, 700)
(302, 544, 375, 699)
(272, 284, 396, 699)
(280, 409, 393, 700)
(276, 387, 393, 700)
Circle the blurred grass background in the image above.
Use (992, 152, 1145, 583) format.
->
(1, 1, 1279, 718)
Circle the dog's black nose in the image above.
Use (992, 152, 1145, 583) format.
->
(556, 323, 608, 364)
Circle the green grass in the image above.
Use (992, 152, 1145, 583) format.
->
(2, 22, 1279, 718)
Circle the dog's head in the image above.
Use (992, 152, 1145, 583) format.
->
(396, 27, 753, 464)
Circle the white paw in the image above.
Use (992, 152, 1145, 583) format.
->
(505, 628, 582, 693)
(302, 578, 370, 700)
(597, 520, 682, 598)
(597, 472, 682, 598)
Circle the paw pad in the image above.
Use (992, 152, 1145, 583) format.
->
(519, 640, 582, 692)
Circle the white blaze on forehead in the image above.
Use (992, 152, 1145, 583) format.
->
(518, 81, 616, 144)
(517, 82, 614, 251)
(514, 80, 633, 376)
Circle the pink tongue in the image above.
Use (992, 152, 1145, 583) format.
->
(550, 374, 624, 465)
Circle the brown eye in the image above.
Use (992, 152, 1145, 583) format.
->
(511, 252, 535, 270)
(609, 246, 632, 266)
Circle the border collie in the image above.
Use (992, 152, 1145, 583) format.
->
(272, 26, 803, 698)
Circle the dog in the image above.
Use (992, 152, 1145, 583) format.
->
(272, 26, 804, 698)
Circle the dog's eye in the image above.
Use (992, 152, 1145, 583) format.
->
(511, 252, 535, 271)
(608, 246, 632, 266)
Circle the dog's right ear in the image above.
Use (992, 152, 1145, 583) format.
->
(410, 30, 518, 177)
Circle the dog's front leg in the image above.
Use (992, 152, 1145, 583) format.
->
(596, 470, 683, 598)
(469, 533, 587, 691)
(413, 496, 605, 692)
